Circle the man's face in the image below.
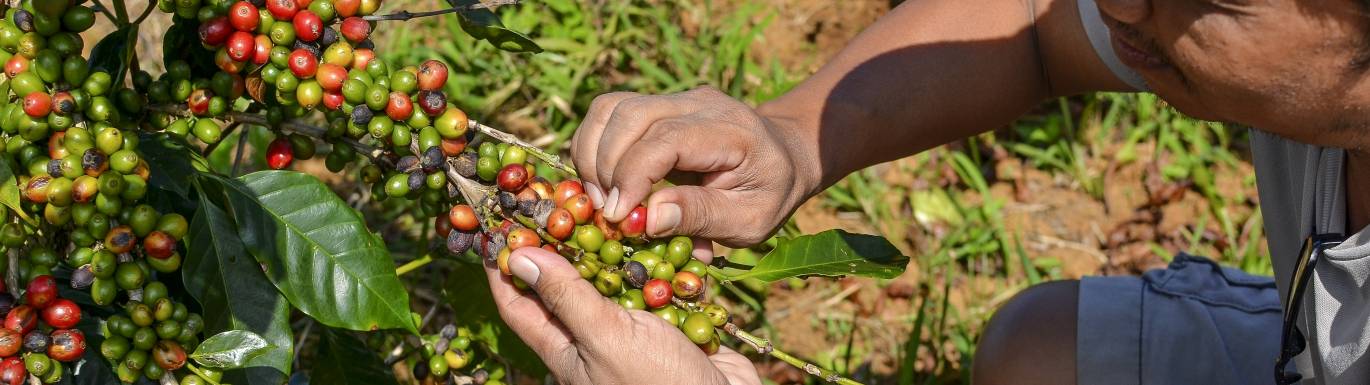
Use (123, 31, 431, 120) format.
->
(1096, 0, 1370, 149)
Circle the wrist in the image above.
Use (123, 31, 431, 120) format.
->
(756, 106, 826, 211)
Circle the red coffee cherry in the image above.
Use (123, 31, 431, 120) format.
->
(418, 60, 449, 91)
(334, 0, 361, 17)
(563, 194, 593, 225)
(619, 206, 648, 238)
(288, 48, 318, 78)
(266, 136, 294, 170)
(0, 329, 19, 357)
(293, 11, 323, 42)
(266, 0, 300, 20)
(4, 306, 36, 335)
(341, 17, 370, 42)
(229, 1, 260, 31)
(47, 329, 85, 363)
(153, 340, 186, 370)
(198, 16, 233, 46)
(24, 276, 56, 309)
(4, 56, 27, 77)
(352, 48, 375, 69)
(643, 279, 672, 309)
(553, 180, 584, 208)
(40, 299, 80, 329)
(546, 209, 575, 240)
(496, 164, 529, 192)
(0, 357, 23, 385)
(317, 63, 347, 92)
(323, 89, 344, 111)
(143, 231, 177, 259)
(226, 31, 255, 62)
(506, 228, 541, 251)
(22, 92, 50, 118)
(253, 34, 274, 65)
(593, 211, 624, 241)
(449, 205, 479, 232)
(385, 91, 413, 121)
(188, 88, 213, 116)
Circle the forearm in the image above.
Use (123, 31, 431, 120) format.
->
(759, 0, 1128, 195)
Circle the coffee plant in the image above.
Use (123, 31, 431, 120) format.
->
(0, 0, 910, 384)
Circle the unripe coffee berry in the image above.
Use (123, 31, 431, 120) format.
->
(672, 271, 704, 301)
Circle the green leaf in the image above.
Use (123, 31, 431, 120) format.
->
(191, 330, 274, 369)
(716, 230, 910, 282)
(163, 20, 218, 75)
(450, 0, 542, 53)
(88, 25, 137, 84)
(444, 263, 547, 377)
(0, 156, 32, 225)
(184, 186, 293, 384)
(312, 328, 398, 385)
(138, 132, 206, 200)
(207, 171, 416, 333)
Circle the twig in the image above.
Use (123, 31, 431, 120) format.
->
(134, 0, 157, 24)
(110, 0, 129, 25)
(147, 104, 388, 164)
(361, 0, 522, 21)
(89, 0, 118, 23)
(293, 319, 314, 371)
(720, 323, 864, 385)
(395, 255, 433, 276)
(470, 119, 577, 177)
(232, 124, 251, 176)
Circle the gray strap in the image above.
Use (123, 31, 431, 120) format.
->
(1077, 0, 1149, 91)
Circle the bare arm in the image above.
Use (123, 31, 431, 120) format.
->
(762, 0, 1131, 190)
(569, 0, 1131, 247)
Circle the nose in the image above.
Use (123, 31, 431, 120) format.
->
(1095, 0, 1151, 24)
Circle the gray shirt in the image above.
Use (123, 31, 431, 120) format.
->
(1078, 1, 1370, 383)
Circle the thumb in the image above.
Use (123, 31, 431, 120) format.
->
(507, 246, 628, 336)
(646, 185, 756, 246)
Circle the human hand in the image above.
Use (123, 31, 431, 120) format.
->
(486, 246, 763, 385)
(570, 86, 821, 248)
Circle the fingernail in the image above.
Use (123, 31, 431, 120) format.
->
(692, 248, 713, 264)
(585, 183, 605, 209)
(603, 187, 621, 219)
(649, 203, 681, 235)
(510, 254, 541, 286)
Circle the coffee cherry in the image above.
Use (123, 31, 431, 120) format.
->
(317, 63, 347, 92)
(230, 1, 260, 31)
(21, 331, 46, 354)
(267, 0, 300, 20)
(506, 228, 540, 251)
(681, 312, 714, 344)
(552, 180, 584, 207)
(418, 60, 449, 91)
(672, 271, 704, 301)
(41, 299, 79, 329)
(188, 89, 212, 116)
(574, 225, 605, 253)
(144, 231, 177, 259)
(642, 279, 672, 309)
(253, 34, 274, 65)
(335, 0, 361, 17)
(199, 17, 233, 46)
(564, 193, 593, 224)
(593, 270, 623, 296)
(0, 330, 18, 357)
(24, 276, 56, 309)
(226, 31, 255, 62)
(48, 329, 84, 362)
(434, 107, 468, 139)
(0, 357, 23, 385)
(386, 91, 413, 121)
(4, 306, 37, 335)
(620, 205, 648, 238)
(496, 163, 529, 192)
(545, 208, 575, 240)
(288, 48, 317, 78)
(408, 89, 444, 117)
(104, 225, 136, 254)
(293, 11, 323, 42)
(22, 92, 51, 118)
(340, 17, 370, 42)
(624, 260, 650, 289)
(449, 205, 479, 232)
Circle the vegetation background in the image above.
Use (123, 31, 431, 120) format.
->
(110, 0, 1267, 383)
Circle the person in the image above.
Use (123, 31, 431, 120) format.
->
(480, 0, 1370, 383)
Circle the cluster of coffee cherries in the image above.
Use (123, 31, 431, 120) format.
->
(0, 275, 87, 385)
(446, 177, 729, 353)
(408, 324, 490, 385)
(172, 0, 471, 181)
(98, 282, 207, 384)
(0, 1, 210, 383)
